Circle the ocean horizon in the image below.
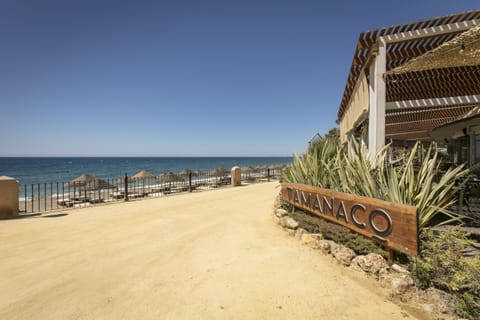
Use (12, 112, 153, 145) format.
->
(0, 156, 292, 186)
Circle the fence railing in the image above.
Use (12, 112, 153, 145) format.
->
(19, 168, 284, 214)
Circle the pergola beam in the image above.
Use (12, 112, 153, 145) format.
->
(383, 19, 480, 43)
(338, 10, 480, 121)
(386, 95, 480, 110)
(387, 130, 429, 136)
(386, 116, 463, 126)
(338, 10, 480, 144)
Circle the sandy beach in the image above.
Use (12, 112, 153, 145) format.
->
(0, 182, 422, 319)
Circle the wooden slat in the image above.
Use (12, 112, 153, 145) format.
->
(386, 95, 480, 109)
(383, 105, 476, 140)
(387, 118, 457, 133)
(382, 19, 479, 43)
(385, 66, 480, 102)
(386, 132, 432, 141)
(385, 33, 461, 71)
(386, 105, 475, 122)
(281, 183, 419, 256)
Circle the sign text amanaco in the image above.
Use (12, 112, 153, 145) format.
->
(281, 183, 418, 256)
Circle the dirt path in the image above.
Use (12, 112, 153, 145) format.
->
(0, 182, 421, 319)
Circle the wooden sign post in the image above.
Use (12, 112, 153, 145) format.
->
(281, 183, 419, 256)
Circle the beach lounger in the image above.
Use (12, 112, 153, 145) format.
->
(110, 192, 125, 199)
(88, 198, 104, 204)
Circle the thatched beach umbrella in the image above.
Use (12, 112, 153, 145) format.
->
(158, 172, 183, 183)
(267, 164, 285, 178)
(64, 173, 113, 201)
(209, 167, 229, 185)
(130, 170, 155, 194)
(68, 173, 96, 185)
(240, 166, 255, 178)
(255, 165, 268, 174)
(132, 170, 155, 180)
(158, 171, 184, 189)
(240, 166, 255, 173)
(67, 173, 113, 191)
(239, 166, 255, 181)
(210, 167, 229, 177)
(178, 168, 192, 176)
(255, 165, 269, 177)
(193, 170, 205, 176)
(271, 164, 285, 170)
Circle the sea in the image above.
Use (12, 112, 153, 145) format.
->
(0, 157, 292, 186)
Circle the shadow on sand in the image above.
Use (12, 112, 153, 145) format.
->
(42, 213, 69, 218)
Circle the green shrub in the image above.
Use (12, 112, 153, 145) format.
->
(284, 138, 470, 229)
(287, 208, 385, 256)
(286, 136, 341, 189)
(412, 229, 480, 318)
(279, 167, 292, 183)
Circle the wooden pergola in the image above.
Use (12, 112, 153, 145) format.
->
(337, 10, 480, 158)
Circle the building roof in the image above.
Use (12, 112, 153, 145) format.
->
(389, 25, 480, 74)
(386, 105, 476, 140)
(337, 10, 480, 141)
(430, 106, 480, 139)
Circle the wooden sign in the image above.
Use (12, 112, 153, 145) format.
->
(281, 183, 418, 256)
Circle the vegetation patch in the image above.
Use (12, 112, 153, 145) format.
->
(412, 228, 480, 319)
(281, 132, 480, 319)
(282, 137, 470, 229)
(285, 206, 385, 256)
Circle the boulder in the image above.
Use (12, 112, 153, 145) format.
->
(301, 233, 323, 249)
(378, 274, 395, 289)
(287, 229, 296, 237)
(273, 216, 281, 225)
(418, 288, 456, 315)
(390, 274, 414, 295)
(294, 228, 306, 240)
(391, 263, 410, 274)
(332, 245, 356, 266)
(349, 260, 364, 273)
(352, 253, 388, 274)
(275, 208, 288, 218)
(282, 217, 299, 230)
(317, 240, 338, 254)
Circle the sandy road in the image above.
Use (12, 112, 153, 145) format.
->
(0, 182, 420, 319)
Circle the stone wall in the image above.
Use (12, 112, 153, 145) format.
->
(0, 176, 19, 218)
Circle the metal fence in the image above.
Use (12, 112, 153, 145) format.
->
(19, 168, 284, 214)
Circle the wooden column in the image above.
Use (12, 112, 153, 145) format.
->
(368, 37, 386, 160)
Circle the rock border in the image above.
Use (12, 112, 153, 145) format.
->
(273, 199, 458, 319)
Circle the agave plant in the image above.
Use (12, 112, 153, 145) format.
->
(284, 136, 470, 229)
(338, 139, 389, 199)
(384, 143, 469, 228)
(284, 137, 340, 188)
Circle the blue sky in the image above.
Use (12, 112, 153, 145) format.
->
(1, 1, 478, 156)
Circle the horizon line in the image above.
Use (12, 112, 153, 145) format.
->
(0, 155, 293, 158)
